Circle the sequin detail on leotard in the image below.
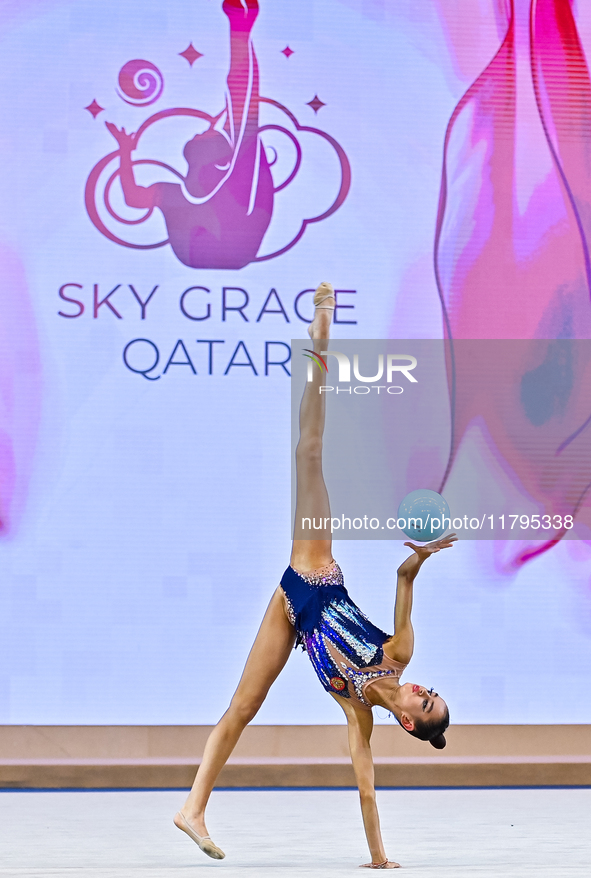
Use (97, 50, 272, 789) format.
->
(303, 597, 386, 699)
(340, 664, 399, 708)
(282, 562, 344, 628)
(296, 562, 345, 588)
(282, 590, 296, 625)
(280, 562, 396, 703)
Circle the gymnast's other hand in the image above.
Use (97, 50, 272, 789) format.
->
(403, 533, 457, 559)
(360, 859, 400, 869)
(105, 122, 137, 151)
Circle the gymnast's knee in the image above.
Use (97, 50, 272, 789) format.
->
(296, 437, 323, 465)
(228, 694, 265, 727)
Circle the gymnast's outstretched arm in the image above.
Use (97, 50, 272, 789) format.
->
(337, 698, 399, 869)
(384, 535, 457, 665)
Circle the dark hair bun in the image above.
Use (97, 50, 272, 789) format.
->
(429, 733, 447, 750)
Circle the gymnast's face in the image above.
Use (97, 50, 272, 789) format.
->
(396, 683, 447, 730)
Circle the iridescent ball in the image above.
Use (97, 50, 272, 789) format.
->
(397, 489, 450, 541)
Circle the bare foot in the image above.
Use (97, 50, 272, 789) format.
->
(360, 861, 401, 869)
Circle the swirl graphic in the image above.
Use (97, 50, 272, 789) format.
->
(116, 59, 164, 107)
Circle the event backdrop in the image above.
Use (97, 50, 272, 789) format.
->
(1, 0, 591, 724)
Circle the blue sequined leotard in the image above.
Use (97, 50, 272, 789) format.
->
(280, 561, 406, 709)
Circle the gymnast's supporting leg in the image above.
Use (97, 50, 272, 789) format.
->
(175, 283, 335, 859)
(175, 591, 295, 857)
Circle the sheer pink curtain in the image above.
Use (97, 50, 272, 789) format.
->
(433, 0, 591, 565)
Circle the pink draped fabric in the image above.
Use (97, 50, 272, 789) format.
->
(434, 0, 591, 565)
(0, 3, 49, 534)
(0, 244, 41, 535)
(531, 0, 591, 294)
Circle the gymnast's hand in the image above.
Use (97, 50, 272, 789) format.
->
(398, 534, 458, 576)
(360, 860, 400, 869)
(105, 122, 137, 152)
(403, 533, 457, 562)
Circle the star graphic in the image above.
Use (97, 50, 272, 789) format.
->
(179, 43, 204, 67)
(281, 46, 294, 58)
(306, 94, 326, 114)
(84, 99, 104, 119)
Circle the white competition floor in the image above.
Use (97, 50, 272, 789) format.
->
(1, 788, 590, 876)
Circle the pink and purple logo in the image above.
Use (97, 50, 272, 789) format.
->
(85, 0, 351, 270)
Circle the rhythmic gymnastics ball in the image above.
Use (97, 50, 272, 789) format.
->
(397, 489, 450, 541)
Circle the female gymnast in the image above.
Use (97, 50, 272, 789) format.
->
(174, 283, 455, 868)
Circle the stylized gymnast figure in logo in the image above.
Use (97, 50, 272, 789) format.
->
(87, 0, 350, 268)
(105, 0, 272, 270)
